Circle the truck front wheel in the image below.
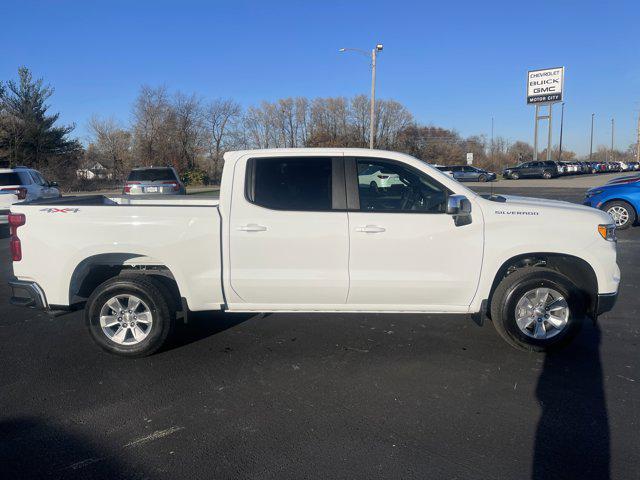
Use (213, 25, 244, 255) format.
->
(85, 275, 175, 357)
(490, 267, 583, 352)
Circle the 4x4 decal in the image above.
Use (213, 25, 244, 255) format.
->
(39, 208, 80, 213)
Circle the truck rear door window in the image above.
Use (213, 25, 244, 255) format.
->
(249, 157, 332, 211)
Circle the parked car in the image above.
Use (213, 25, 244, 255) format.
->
(431, 165, 453, 177)
(502, 161, 562, 179)
(584, 175, 640, 229)
(578, 162, 590, 174)
(627, 161, 640, 171)
(8, 148, 619, 357)
(0, 167, 61, 225)
(436, 165, 496, 182)
(357, 164, 404, 191)
(560, 162, 578, 175)
(123, 166, 186, 195)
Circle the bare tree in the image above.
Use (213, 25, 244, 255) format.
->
(87, 116, 133, 178)
(132, 85, 171, 167)
(202, 98, 241, 179)
(172, 92, 203, 171)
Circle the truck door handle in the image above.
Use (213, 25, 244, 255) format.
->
(355, 225, 386, 233)
(237, 224, 267, 232)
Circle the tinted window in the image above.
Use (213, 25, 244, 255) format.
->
(0, 173, 22, 186)
(127, 168, 177, 182)
(250, 157, 332, 211)
(356, 159, 447, 213)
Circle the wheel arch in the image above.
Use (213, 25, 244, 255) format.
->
(601, 197, 638, 213)
(68, 253, 182, 308)
(487, 253, 599, 318)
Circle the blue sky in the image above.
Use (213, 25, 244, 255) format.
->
(1, 0, 638, 155)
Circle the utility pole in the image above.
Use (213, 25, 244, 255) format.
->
(369, 47, 378, 150)
(558, 102, 565, 161)
(637, 114, 640, 162)
(491, 116, 494, 163)
(339, 44, 383, 149)
(589, 113, 595, 162)
(609, 118, 615, 164)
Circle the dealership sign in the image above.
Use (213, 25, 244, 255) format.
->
(526, 67, 564, 104)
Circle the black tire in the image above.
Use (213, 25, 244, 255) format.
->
(369, 181, 379, 194)
(542, 170, 553, 179)
(478, 174, 487, 182)
(510, 172, 520, 180)
(85, 275, 176, 357)
(602, 200, 636, 230)
(490, 267, 584, 352)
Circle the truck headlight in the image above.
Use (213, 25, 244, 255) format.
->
(598, 224, 616, 242)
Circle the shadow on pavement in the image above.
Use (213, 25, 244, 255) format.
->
(166, 310, 255, 351)
(0, 417, 147, 479)
(532, 322, 609, 480)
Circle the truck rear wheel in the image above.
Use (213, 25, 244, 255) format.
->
(85, 275, 175, 357)
(490, 267, 583, 352)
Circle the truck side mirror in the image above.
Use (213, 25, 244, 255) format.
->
(49, 181, 59, 188)
(446, 194, 472, 226)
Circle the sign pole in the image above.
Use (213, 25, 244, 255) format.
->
(533, 105, 540, 161)
(547, 103, 553, 161)
(527, 67, 564, 164)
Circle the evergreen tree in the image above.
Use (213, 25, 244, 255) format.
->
(0, 67, 82, 168)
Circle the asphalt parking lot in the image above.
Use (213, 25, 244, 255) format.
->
(1, 185, 638, 480)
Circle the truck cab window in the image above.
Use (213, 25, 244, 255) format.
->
(250, 157, 332, 211)
(356, 159, 448, 213)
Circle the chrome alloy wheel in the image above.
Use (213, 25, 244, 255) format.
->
(99, 295, 153, 345)
(514, 287, 569, 339)
(607, 206, 630, 227)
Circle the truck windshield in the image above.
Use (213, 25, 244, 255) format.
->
(127, 169, 176, 182)
(0, 173, 22, 185)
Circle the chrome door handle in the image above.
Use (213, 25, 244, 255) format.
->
(237, 224, 267, 232)
(355, 225, 386, 233)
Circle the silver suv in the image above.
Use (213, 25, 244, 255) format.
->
(123, 167, 186, 195)
(0, 167, 61, 224)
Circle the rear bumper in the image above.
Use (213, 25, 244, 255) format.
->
(8, 279, 48, 309)
(596, 292, 618, 316)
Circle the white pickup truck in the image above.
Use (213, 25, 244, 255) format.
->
(7, 149, 620, 357)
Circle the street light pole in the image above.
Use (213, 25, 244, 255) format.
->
(369, 47, 377, 150)
(589, 113, 594, 162)
(339, 44, 383, 149)
(558, 102, 565, 161)
(610, 117, 615, 164)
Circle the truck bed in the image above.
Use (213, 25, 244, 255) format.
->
(21, 194, 220, 207)
(10, 194, 224, 312)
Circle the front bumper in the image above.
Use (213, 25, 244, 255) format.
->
(596, 292, 618, 316)
(8, 279, 48, 309)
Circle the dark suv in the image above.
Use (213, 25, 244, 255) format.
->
(502, 161, 562, 180)
(436, 165, 496, 182)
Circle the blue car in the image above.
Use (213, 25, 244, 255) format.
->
(583, 175, 640, 229)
